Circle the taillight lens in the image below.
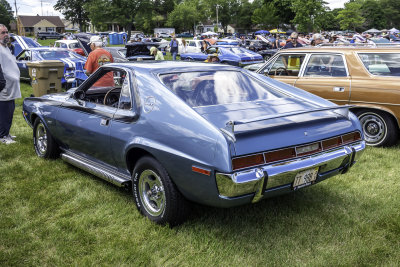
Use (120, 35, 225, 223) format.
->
(322, 136, 342, 150)
(232, 153, 264, 170)
(264, 148, 296, 163)
(342, 132, 361, 144)
(296, 142, 322, 156)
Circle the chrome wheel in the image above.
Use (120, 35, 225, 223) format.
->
(35, 122, 48, 155)
(139, 169, 165, 217)
(359, 112, 386, 145)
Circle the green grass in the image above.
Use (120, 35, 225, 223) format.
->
(1, 83, 399, 266)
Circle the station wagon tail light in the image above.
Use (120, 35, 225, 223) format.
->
(264, 148, 296, 163)
(232, 153, 265, 170)
(342, 131, 361, 144)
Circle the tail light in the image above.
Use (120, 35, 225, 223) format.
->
(232, 153, 264, 170)
(342, 131, 361, 144)
(231, 131, 361, 171)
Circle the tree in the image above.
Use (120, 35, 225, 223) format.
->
(291, 0, 326, 32)
(360, 0, 385, 30)
(166, 0, 204, 33)
(252, 2, 280, 29)
(381, 0, 400, 28)
(336, 1, 365, 31)
(0, 0, 13, 28)
(54, 0, 91, 32)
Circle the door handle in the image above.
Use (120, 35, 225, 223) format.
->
(100, 118, 109, 126)
(333, 87, 345, 92)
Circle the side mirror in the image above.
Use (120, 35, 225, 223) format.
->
(73, 90, 85, 100)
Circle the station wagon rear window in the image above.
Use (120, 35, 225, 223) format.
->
(160, 71, 282, 107)
(358, 53, 400, 76)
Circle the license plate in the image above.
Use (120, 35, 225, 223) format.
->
(293, 167, 319, 190)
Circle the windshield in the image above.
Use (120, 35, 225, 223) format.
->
(358, 53, 400, 76)
(39, 50, 74, 59)
(160, 71, 282, 107)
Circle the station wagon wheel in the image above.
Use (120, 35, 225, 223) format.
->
(355, 110, 398, 147)
(132, 156, 189, 226)
(33, 118, 60, 159)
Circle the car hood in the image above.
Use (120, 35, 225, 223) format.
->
(194, 98, 357, 156)
(11, 35, 41, 56)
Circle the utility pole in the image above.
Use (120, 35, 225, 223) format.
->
(41, 0, 43, 16)
(216, 4, 221, 33)
(14, 0, 19, 35)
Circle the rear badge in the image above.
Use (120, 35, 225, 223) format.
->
(144, 96, 156, 113)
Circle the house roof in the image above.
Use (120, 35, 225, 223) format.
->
(18, 15, 65, 27)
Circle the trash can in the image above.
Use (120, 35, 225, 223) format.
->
(26, 60, 65, 97)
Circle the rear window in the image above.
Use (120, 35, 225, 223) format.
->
(160, 71, 282, 107)
(358, 53, 400, 76)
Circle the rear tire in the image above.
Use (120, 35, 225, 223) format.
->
(132, 156, 189, 226)
(355, 109, 398, 147)
(33, 118, 60, 159)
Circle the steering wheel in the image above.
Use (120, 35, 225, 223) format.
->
(274, 67, 289, 76)
(103, 87, 120, 106)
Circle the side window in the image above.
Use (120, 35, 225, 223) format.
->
(17, 51, 31, 61)
(118, 76, 132, 110)
(189, 41, 195, 47)
(61, 43, 67, 48)
(304, 54, 347, 77)
(265, 54, 306, 76)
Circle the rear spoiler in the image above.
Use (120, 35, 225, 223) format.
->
(220, 105, 354, 142)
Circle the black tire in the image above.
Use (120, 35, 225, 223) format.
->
(132, 156, 189, 226)
(355, 109, 399, 147)
(33, 118, 60, 159)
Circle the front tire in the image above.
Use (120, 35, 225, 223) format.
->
(132, 156, 189, 226)
(355, 109, 398, 147)
(33, 118, 59, 158)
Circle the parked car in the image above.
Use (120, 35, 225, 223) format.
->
(10, 34, 42, 57)
(256, 46, 400, 146)
(180, 45, 264, 66)
(16, 47, 87, 87)
(158, 32, 172, 38)
(125, 42, 164, 61)
(53, 40, 86, 56)
(37, 32, 64, 40)
(185, 39, 211, 53)
(23, 61, 365, 225)
(103, 47, 128, 63)
(176, 32, 194, 38)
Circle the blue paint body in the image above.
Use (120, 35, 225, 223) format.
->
(22, 61, 365, 208)
(180, 45, 264, 66)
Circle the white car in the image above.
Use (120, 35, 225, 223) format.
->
(185, 40, 211, 53)
(158, 33, 172, 38)
(53, 40, 85, 56)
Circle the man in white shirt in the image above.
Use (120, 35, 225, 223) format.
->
(0, 24, 21, 144)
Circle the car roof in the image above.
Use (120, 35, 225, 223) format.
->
(55, 40, 78, 44)
(277, 46, 400, 53)
(108, 61, 241, 74)
(28, 47, 71, 52)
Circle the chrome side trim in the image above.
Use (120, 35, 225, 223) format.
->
(216, 141, 365, 200)
(61, 152, 131, 187)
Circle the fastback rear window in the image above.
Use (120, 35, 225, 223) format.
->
(358, 53, 400, 76)
(160, 71, 282, 107)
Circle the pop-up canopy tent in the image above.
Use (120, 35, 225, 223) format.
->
(202, 31, 217, 36)
(255, 30, 269, 35)
(270, 29, 286, 34)
(364, 28, 381, 34)
(389, 28, 399, 33)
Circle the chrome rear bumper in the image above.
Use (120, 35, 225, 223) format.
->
(216, 141, 365, 202)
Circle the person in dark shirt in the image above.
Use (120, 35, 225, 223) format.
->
(0, 64, 5, 91)
(283, 32, 303, 49)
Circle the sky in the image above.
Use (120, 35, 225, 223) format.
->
(7, 0, 347, 18)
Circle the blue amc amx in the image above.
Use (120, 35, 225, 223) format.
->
(23, 61, 365, 225)
(16, 47, 88, 87)
(180, 45, 264, 66)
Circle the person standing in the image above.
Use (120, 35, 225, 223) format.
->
(0, 24, 21, 144)
(283, 32, 303, 49)
(169, 36, 179, 60)
(84, 35, 114, 87)
(181, 39, 187, 54)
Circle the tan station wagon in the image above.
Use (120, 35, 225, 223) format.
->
(256, 46, 400, 147)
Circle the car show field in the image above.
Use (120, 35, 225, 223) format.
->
(0, 78, 399, 266)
